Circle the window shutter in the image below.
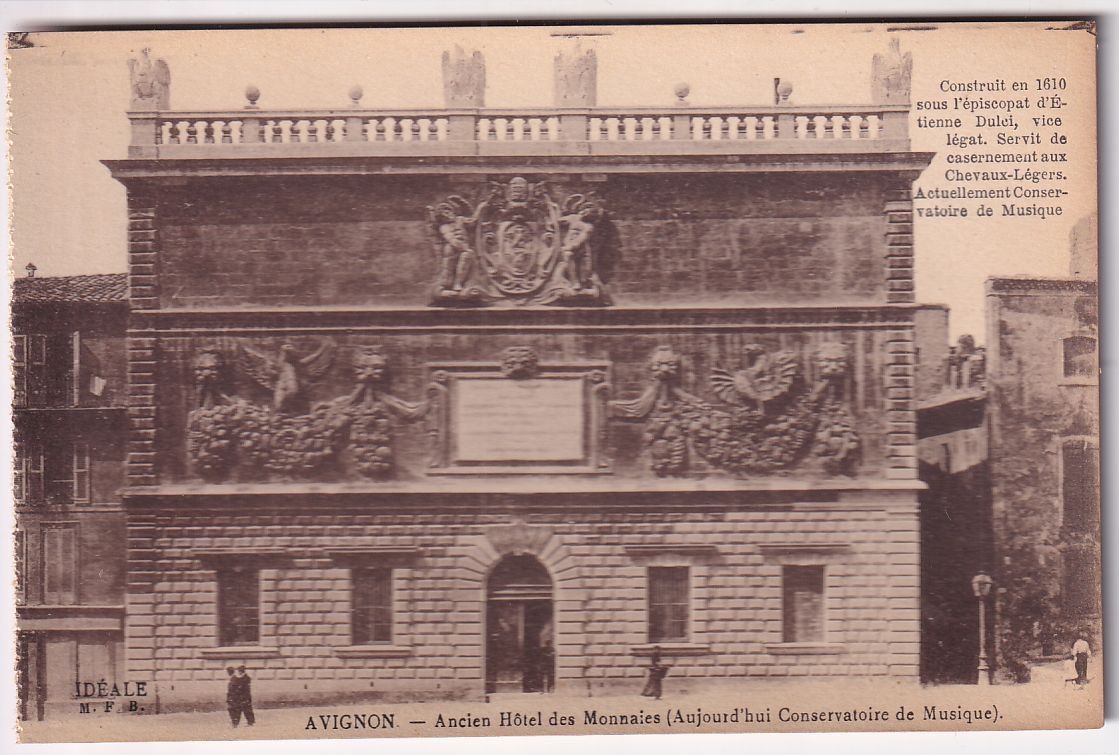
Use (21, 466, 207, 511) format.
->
(71, 331, 82, 406)
(15, 530, 25, 603)
(26, 444, 45, 503)
(43, 525, 77, 605)
(13, 335, 27, 407)
(28, 335, 47, 406)
(72, 443, 91, 503)
(14, 442, 25, 504)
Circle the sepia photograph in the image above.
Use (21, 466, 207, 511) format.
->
(3, 16, 1102, 746)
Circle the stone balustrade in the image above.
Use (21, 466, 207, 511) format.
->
(127, 103, 911, 158)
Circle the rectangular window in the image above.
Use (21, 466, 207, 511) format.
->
(72, 443, 91, 503)
(351, 568, 394, 644)
(44, 442, 74, 503)
(217, 568, 260, 646)
(1062, 440, 1099, 534)
(42, 524, 78, 605)
(17, 443, 45, 504)
(648, 566, 689, 642)
(1062, 336, 1097, 379)
(18, 333, 77, 407)
(782, 565, 825, 643)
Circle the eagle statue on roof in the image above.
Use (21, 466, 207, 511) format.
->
(128, 48, 171, 110)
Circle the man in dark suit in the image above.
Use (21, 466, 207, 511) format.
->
(227, 665, 255, 727)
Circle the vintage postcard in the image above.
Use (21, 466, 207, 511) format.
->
(5, 20, 1100, 744)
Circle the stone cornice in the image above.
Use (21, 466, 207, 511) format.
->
(123, 477, 925, 512)
(128, 304, 918, 334)
(103, 151, 935, 182)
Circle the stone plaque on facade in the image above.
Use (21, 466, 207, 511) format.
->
(453, 377, 585, 462)
(428, 355, 610, 472)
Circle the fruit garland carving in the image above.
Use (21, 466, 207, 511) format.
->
(609, 343, 860, 477)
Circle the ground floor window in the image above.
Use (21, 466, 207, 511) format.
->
(782, 565, 825, 643)
(351, 567, 393, 644)
(648, 566, 689, 642)
(217, 567, 260, 646)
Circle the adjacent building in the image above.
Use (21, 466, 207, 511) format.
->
(12, 272, 129, 720)
(985, 222, 1100, 680)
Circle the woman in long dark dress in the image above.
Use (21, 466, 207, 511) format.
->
(640, 647, 669, 700)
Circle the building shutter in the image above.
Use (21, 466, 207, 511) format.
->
(72, 443, 91, 503)
(42, 525, 77, 605)
(13, 334, 27, 407)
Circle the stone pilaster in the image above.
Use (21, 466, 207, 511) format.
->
(885, 324, 917, 479)
(884, 186, 915, 305)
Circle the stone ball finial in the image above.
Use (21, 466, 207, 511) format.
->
(673, 82, 691, 103)
(244, 85, 261, 108)
(348, 85, 364, 106)
(776, 79, 794, 103)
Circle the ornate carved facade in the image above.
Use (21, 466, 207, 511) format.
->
(427, 177, 613, 307)
(612, 344, 859, 477)
(106, 41, 934, 709)
(186, 344, 427, 481)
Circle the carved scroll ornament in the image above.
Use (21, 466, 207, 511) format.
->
(610, 344, 860, 478)
(187, 344, 427, 482)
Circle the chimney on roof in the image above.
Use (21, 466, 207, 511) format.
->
(25, 262, 37, 278)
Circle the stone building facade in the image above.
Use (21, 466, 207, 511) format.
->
(12, 272, 129, 720)
(105, 45, 932, 708)
(985, 271, 1099, 681)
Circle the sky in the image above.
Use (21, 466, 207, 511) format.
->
(6, 23, 1097, 339)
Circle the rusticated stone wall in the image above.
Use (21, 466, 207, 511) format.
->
(125, 492, 919, 709)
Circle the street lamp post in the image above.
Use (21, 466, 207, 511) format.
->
(971, 572, 994, 685)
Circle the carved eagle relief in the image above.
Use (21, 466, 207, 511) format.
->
(237, 340, 336, 413)
(710, 344, 799, 412)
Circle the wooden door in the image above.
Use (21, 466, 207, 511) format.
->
(486, 601, 525, 693)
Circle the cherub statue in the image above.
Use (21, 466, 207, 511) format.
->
(128, 48, 171, 110)
(427, 196, 477, 293)
(555, 194, 602, 293)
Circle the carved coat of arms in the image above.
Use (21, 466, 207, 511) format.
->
(427, 177, 612, 307)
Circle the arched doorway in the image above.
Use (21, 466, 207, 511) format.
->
(485, 554, 555, 694)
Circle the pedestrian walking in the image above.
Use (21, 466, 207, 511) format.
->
(640, 646, 670, 700)
(1071, 637, 1091, 686)
(227, 665, 255, 726)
